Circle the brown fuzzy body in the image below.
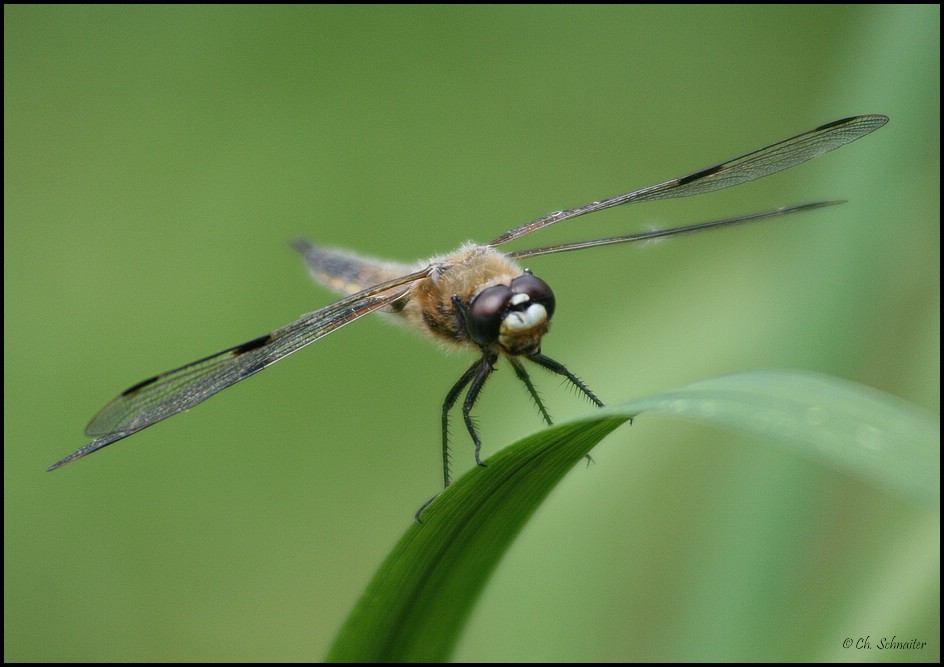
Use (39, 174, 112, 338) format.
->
(295, 241, 539, 353)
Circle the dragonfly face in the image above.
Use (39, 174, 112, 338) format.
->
(466, 271, 555, 354)
(49, 115, 889, 488)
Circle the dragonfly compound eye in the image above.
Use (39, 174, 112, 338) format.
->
(467, 284, 513, 346)
(510, 273, 555, 320)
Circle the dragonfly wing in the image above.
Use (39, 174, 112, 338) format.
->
(49, 267, 431, 470)
(489, 115, 888, 248)
(508, 201, 842, 259)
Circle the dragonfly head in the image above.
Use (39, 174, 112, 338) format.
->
(467, 272, 555, 356)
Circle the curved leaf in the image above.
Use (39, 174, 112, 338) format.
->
(326, 370, 938, 662)
(626, 369, 938, 505)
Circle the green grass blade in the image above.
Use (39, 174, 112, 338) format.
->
(326, 416, 629, 662)
(625, 369, 938, 505)
(327, 370, 938, 662)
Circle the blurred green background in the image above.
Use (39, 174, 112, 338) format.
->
(5, 5, 938, 662)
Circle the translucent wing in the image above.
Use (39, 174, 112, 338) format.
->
(508, 201, 841, 259)
(51, 115, 889, 472)
(49, 267, 431, 470)
(489, 115, 888, 249)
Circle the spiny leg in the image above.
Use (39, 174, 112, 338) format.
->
(527, 353, 605, 466)
(441, 360, 482, 488)
(508, 356, 553, 426)
(417, 358, 485, 524)
(462, 350, 499, 469)
(527, 352, 605, 408)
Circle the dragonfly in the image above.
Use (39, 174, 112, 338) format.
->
(49, 114, 888, 488)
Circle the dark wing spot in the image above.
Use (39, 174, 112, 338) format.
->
(234, 334, 272, 356)
(122, 375, 159, 397)
(814, 117, 854, 132)
(678, 163, 723, 186)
